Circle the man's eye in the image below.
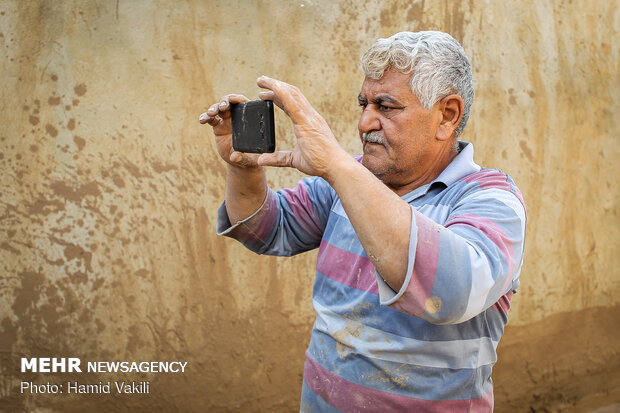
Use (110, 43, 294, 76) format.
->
(358, 102, 367, 109)
(378, 105, 392, 112)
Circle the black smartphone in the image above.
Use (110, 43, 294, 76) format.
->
(231, 100, 276, 153)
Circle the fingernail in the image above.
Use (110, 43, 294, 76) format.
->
(199, 113, 207, 121)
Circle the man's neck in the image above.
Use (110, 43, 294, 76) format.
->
(387, 144, 459, 196)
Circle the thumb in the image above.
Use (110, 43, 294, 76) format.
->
(258, 151, 294, 168)
(230, 151, 260, 167)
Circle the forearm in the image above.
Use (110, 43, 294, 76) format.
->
(327, 158, 523, 324)
(325, 154, 411, 292)
(225, 164, 267, 224)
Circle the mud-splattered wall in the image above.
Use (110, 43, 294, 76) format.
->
(1, 1, 618, 412)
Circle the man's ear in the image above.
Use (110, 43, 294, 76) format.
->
(435, 94, 464, 141)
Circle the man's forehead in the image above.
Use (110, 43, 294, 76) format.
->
(360, 71, 413, 100)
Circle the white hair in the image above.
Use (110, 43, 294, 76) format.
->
(361, 31, 474, 137)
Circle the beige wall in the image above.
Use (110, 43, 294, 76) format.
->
(1, 1, 618, 411)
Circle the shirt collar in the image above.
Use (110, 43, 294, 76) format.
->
(401, 141, 480, 201)
(433, 141, 480, 187)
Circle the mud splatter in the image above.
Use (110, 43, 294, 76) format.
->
(519, 140, 534, 162)
(26, 197, 65, 216)
(12, 272, 46, 316)
(0, 318, 18, 351)
(73, 135, 85, 149)
(122, 159, 144, 178)
(45, 123, 58, 137)
(62, 243, 93, 272)
(74, 83, 87, 96)
(112, 173, 125, 188)
(50, 180, 101, 203)
(1, 241, 21, 255)
(152, 161, 177, 174)
(425, 296, 442, 314)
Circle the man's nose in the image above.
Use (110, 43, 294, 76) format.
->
(358, 107, 381, 134)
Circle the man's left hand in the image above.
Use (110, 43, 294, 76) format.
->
(255, 76, 351, 180)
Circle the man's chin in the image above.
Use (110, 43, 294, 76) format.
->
(362, 154, 404, 185)
(361, 155, 388, 177)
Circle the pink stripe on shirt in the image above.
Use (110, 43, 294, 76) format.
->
(470, 386, 494, 412)
(491, 291, 514, 315)
(281, 181, 323, 239)
(316, 240, 378, 294)
(304, 354, 491, 412)
(461, 169, 525, 209)
(250, 190, 279, 241)
(461, 170, 511, 191)
(446, 213, 516, 292)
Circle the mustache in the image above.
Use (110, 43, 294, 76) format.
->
(362, 131, 384, 144)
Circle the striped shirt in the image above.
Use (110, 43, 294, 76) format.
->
(217, 142, 526, 412)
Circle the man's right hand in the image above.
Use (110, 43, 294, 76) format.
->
(199, 94, 267, 224)
(199, 94, 261, 168)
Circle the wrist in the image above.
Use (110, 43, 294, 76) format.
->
(226, 163, 266, 193)
(322, 150, 360, 187)
(227, 162, 263, 175)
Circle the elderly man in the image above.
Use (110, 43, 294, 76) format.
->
(200, 31, 525, 412)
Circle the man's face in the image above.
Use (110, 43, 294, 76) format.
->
(358, 69, 441, 190)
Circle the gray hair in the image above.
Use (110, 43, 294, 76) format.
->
(361, 31, 474, 137)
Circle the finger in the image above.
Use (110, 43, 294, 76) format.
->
(208, 115, 223, 126)
(257, 76, 292, 115)
(224, 94, 250, 104)
(258, 90, 284, 114)
(206, 102, 221, 117)
(258, 91, 275, 101)
(219, 94, 250, 111)
(230, 151, 260, 167)
(257, 151, 294, 168)
(201, 94, 249, 123)
(198, 113, 222, 126)
(198, 112, 220, 125)
(256, 75, 278, 91)
(215, 94, 249, 123)
(257, 75, 309, 121)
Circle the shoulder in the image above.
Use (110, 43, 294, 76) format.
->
(456, 168, 525, 208)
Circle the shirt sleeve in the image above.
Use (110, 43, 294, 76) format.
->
(217, 176, 335, 256)
(375, 172, 527, 324)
